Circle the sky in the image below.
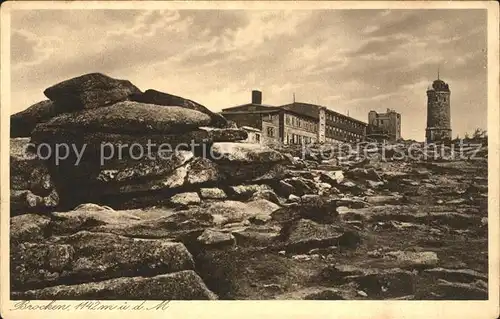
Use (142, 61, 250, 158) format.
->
(10, 9, 487, 141)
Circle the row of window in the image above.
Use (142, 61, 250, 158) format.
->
(263, 114, 279, 122)
(325, 112, 364, 130)
(285, 114, 318, 132)
(325, 125, 364, 140)
(266, 127, 317, 144)
(265, 127, 364, 144)
(264, 113, 365, 134)
(286, 133, 316, 145)
(267, 125, 364, 141)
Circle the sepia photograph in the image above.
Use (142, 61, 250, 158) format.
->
(1, 1, 499, 318)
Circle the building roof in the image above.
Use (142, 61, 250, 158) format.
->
(241, 126, 262, 132)
(221, 109, 280, 115)
(221, 103, 279, 112)
(222, 101, 368, 126)
(324, 107, 368, 126)
(280, 102, 321, 119)
(280, 102, 368, 126)
(221, 102, 317, 120)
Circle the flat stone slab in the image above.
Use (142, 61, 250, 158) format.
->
(199, 188, 227, 200)
(231, 225, 281, 247)
(11, 231, 194, 290)
(383, 251, 439, 269)
(283, 219, 360, 253)
(197, 229, 235, 247)
(229, 184, 273, 198)
(12, 270, 217, 300)
(205, 199, 280, 225)
(423, 267, 488, 283)
(338, 205, 482, 229)
(169, 192, 202, 208)
(210, 142, 286, 163)
(38, 101, 212, 135)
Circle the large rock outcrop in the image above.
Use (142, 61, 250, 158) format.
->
(35, 101, 212, 135)
(43, 73, 141, 110)
(9, 72, 489, 301)
(11, 73, 142, 138)
(131, 89, 228, 128)
(10, 100, 64, 138)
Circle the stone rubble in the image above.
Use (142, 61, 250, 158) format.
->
(9, 73, 489, 300)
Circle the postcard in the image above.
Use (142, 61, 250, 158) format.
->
(1, 1, 499, 318)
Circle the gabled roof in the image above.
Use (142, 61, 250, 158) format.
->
(222, 101, 368, 126)
(221, 103, 280, 113)
(280, 102, 321, 120)
(241, 126, 262, 132)
(280, 102, 368, 125)
(324, 108, 368, 126)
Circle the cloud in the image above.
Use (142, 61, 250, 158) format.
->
(11, 30, 62, 68)
(105, 10, 190, 39)
(9, 9, 488, 141)
(346, 34, 411, 58)
(10, 30, 36, 64)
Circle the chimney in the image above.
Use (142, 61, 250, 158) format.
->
(252, 90, 262, 104)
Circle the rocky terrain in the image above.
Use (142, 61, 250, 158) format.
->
(10, 73, 489, 300)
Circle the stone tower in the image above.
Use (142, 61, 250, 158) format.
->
(425, 74, 451, 142)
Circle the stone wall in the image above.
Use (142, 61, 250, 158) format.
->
(426, 90, 452, 142)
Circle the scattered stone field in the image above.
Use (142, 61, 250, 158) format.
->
(10, 73, 489, 300)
